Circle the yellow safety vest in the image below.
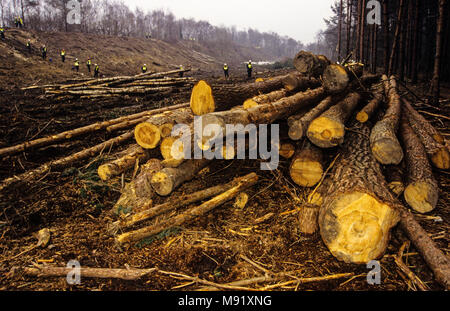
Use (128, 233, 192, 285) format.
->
(95, 66, 99, 71)
(223, 66, 228, 70)
(142, 66, 147, 71)
(75, 61, 79, 66)
(87, 60, 92, 65)
(247, 63, 252, 69)
(61, 51, 65, 55)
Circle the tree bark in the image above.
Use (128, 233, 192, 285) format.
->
(369, 75, 403, 165)
(356, 83, 384, 123)
(117, 173, 259, 245)
(318, 121, 400, 264)
(384, 165, 405, 197)
(322, 63, 363, 93)
(400, 115, 439, 214)
(293, 51, 331, 77)
(307, 92, 361, 148)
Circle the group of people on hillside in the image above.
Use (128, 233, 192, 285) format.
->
(222, 60, 253, 79)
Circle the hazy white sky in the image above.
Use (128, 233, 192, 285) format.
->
(124, 0, 334, 44)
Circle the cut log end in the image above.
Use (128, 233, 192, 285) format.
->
(320, 192, 399, 264)
(134, 122, 161, 149)
(161, 136, 184, 160)
(190, 80, 215, 116)
(388, 181, 405, 196)
(288, 122, 304, 141)
(404, 181, 439, 214)
(431, 147, 450, 170)
(323, 64, 349, 93)
(290, 159, 323, 187)
(356, 111, 369, 123)
(371, 138, 404, 165)
(279, 143, 295, 159)
(159, 123, 174, 138)
(307, 116, 345, 148)
(243, 99, 259, 109)
(150, 171, 174, 196)
(98, 165, 113, 181)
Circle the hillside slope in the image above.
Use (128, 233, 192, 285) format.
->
(0, 28, 276, 89)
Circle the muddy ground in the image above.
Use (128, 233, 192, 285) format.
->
(0, 68, 449, 291)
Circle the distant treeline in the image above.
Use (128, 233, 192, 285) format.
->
(0, 0, 304, 60)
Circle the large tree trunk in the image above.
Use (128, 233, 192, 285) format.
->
(288, 95, 344, 141)
(318, 121, 400, 264)
(0, 103, 189, 158)
(117, 173, 259, 245)
(189, 74, 288, 115)
(134, 107, 194, 149)
(322, 63, 363, 93)
(307, 92, 361, 148)
(293, 51, 331, 77)
(400, 115, 439, 214)
(289, 141, 324, 187)
(403, 99, 449, 169)
(97, 145, 150, 181)
(369, 75, 403, 165)
(429, 0, 446, 105)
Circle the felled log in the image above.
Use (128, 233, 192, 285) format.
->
(110, 175, 254, 233)
(0, 131, 134, 192)
(48, 86, 173, 96)
(403, 99, 449, 170)
(189, 74, 288, 115)
(293, 51, 331, 77)
(289, 141, 324, 187)
(318, 121, 400, 264)
(322, 62, 364, 93)
(195, 87, 327, 151)
(134, 107, 194, 149)
(97, 145, 150, 181)
(369, 75, 403, 165)
(243, 89, 289, 109)
(299, 179, 330, 234)
(400, 115, 439, 213)
(281, 74, 321, 92)
(356, 83, 384, 123)
(116, 173, 258, 245)
(399, 207, 450, 290)
(384, 165, 405, 196)
(113, 159, 162, 214)
(278, 143, 296, 159)
(0, 103, 189, 158)
(288, 95, 343, 141)
(150, 159, 210, 196)
(307, 92, 361, 148)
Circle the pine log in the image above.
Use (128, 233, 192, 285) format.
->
(0, 103, 189, 158)
(299, 179, 331, 234)
(189, 74, 289, 116)
(307, 92, 361, 148)
(293, 51, 331, 77)
(0, 131, 134, 192)
(322, 62, 364, 93)
(369, 75, 403, 165)
(400, 116, 439, 213)
(150, 159, 210, 196)
(243, 89, 289, 109)
(403, 99, 449, 169)
(399, 207, 450, 290)
(110, 176, 254, 232)
(113, 159, 162, 214)
(289, 141, 324, 187)
(356, 83, 384, 123)
(278, 143, 296, 159)
(318, 121, 400, 264)
(281, 73, 321, 92)
(288, 95, 343, 141)
(97, 145, 150, 181)
(117, 173, 258, 245)
(134, 107, 193, 150)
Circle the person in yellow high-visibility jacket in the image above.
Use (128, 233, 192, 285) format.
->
(246, 60, 252, 79)
(61, 49, 66, 62)
(223, 63, 229, 79)
(74, 58, 79, 72)
(142, 64, 147, 73)
(94, 64, 100, 78)
(0, 27, 5, 40)
(87, 58, 92, 72)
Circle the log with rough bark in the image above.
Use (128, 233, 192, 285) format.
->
(0, 103, 189, 158)
(322, 62, 364, 93)
(299, 179, 330, 234)
(307, 92, 361, 148)
(113, 159, 162, 214)
(403, 99, 449, 170)
(243, 89, 289, 109)
(194, 87, 327, 151)
(150, 158, 210, 196)
(399, 207, 450, 290)
(369, 75, 403, 165)
(293, 51, 331, 77)
(318, 121, 400, 264)
(97, 145, 150, 181)
(289, 141, 324, 187)
(134, 107, 194, 149)
(0, 131, 134, 192)
(116, 173, 259, 245)
(110, 175, 256, 233)
(400, 116, 439, 214)
(189, 74, 288, 115)
(281, 74, 321, 92)
(356, 83, 384, 123)
(288, 95, 343, 141)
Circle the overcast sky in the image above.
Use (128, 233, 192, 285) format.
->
(124, 0, 334, 44)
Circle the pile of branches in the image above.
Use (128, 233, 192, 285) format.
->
(21, 68, 194, 99)
(2, 52, 449, 290)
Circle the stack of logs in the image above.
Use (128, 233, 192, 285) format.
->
(21, 68, 193, 99)
(1, 51, 449, 289)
